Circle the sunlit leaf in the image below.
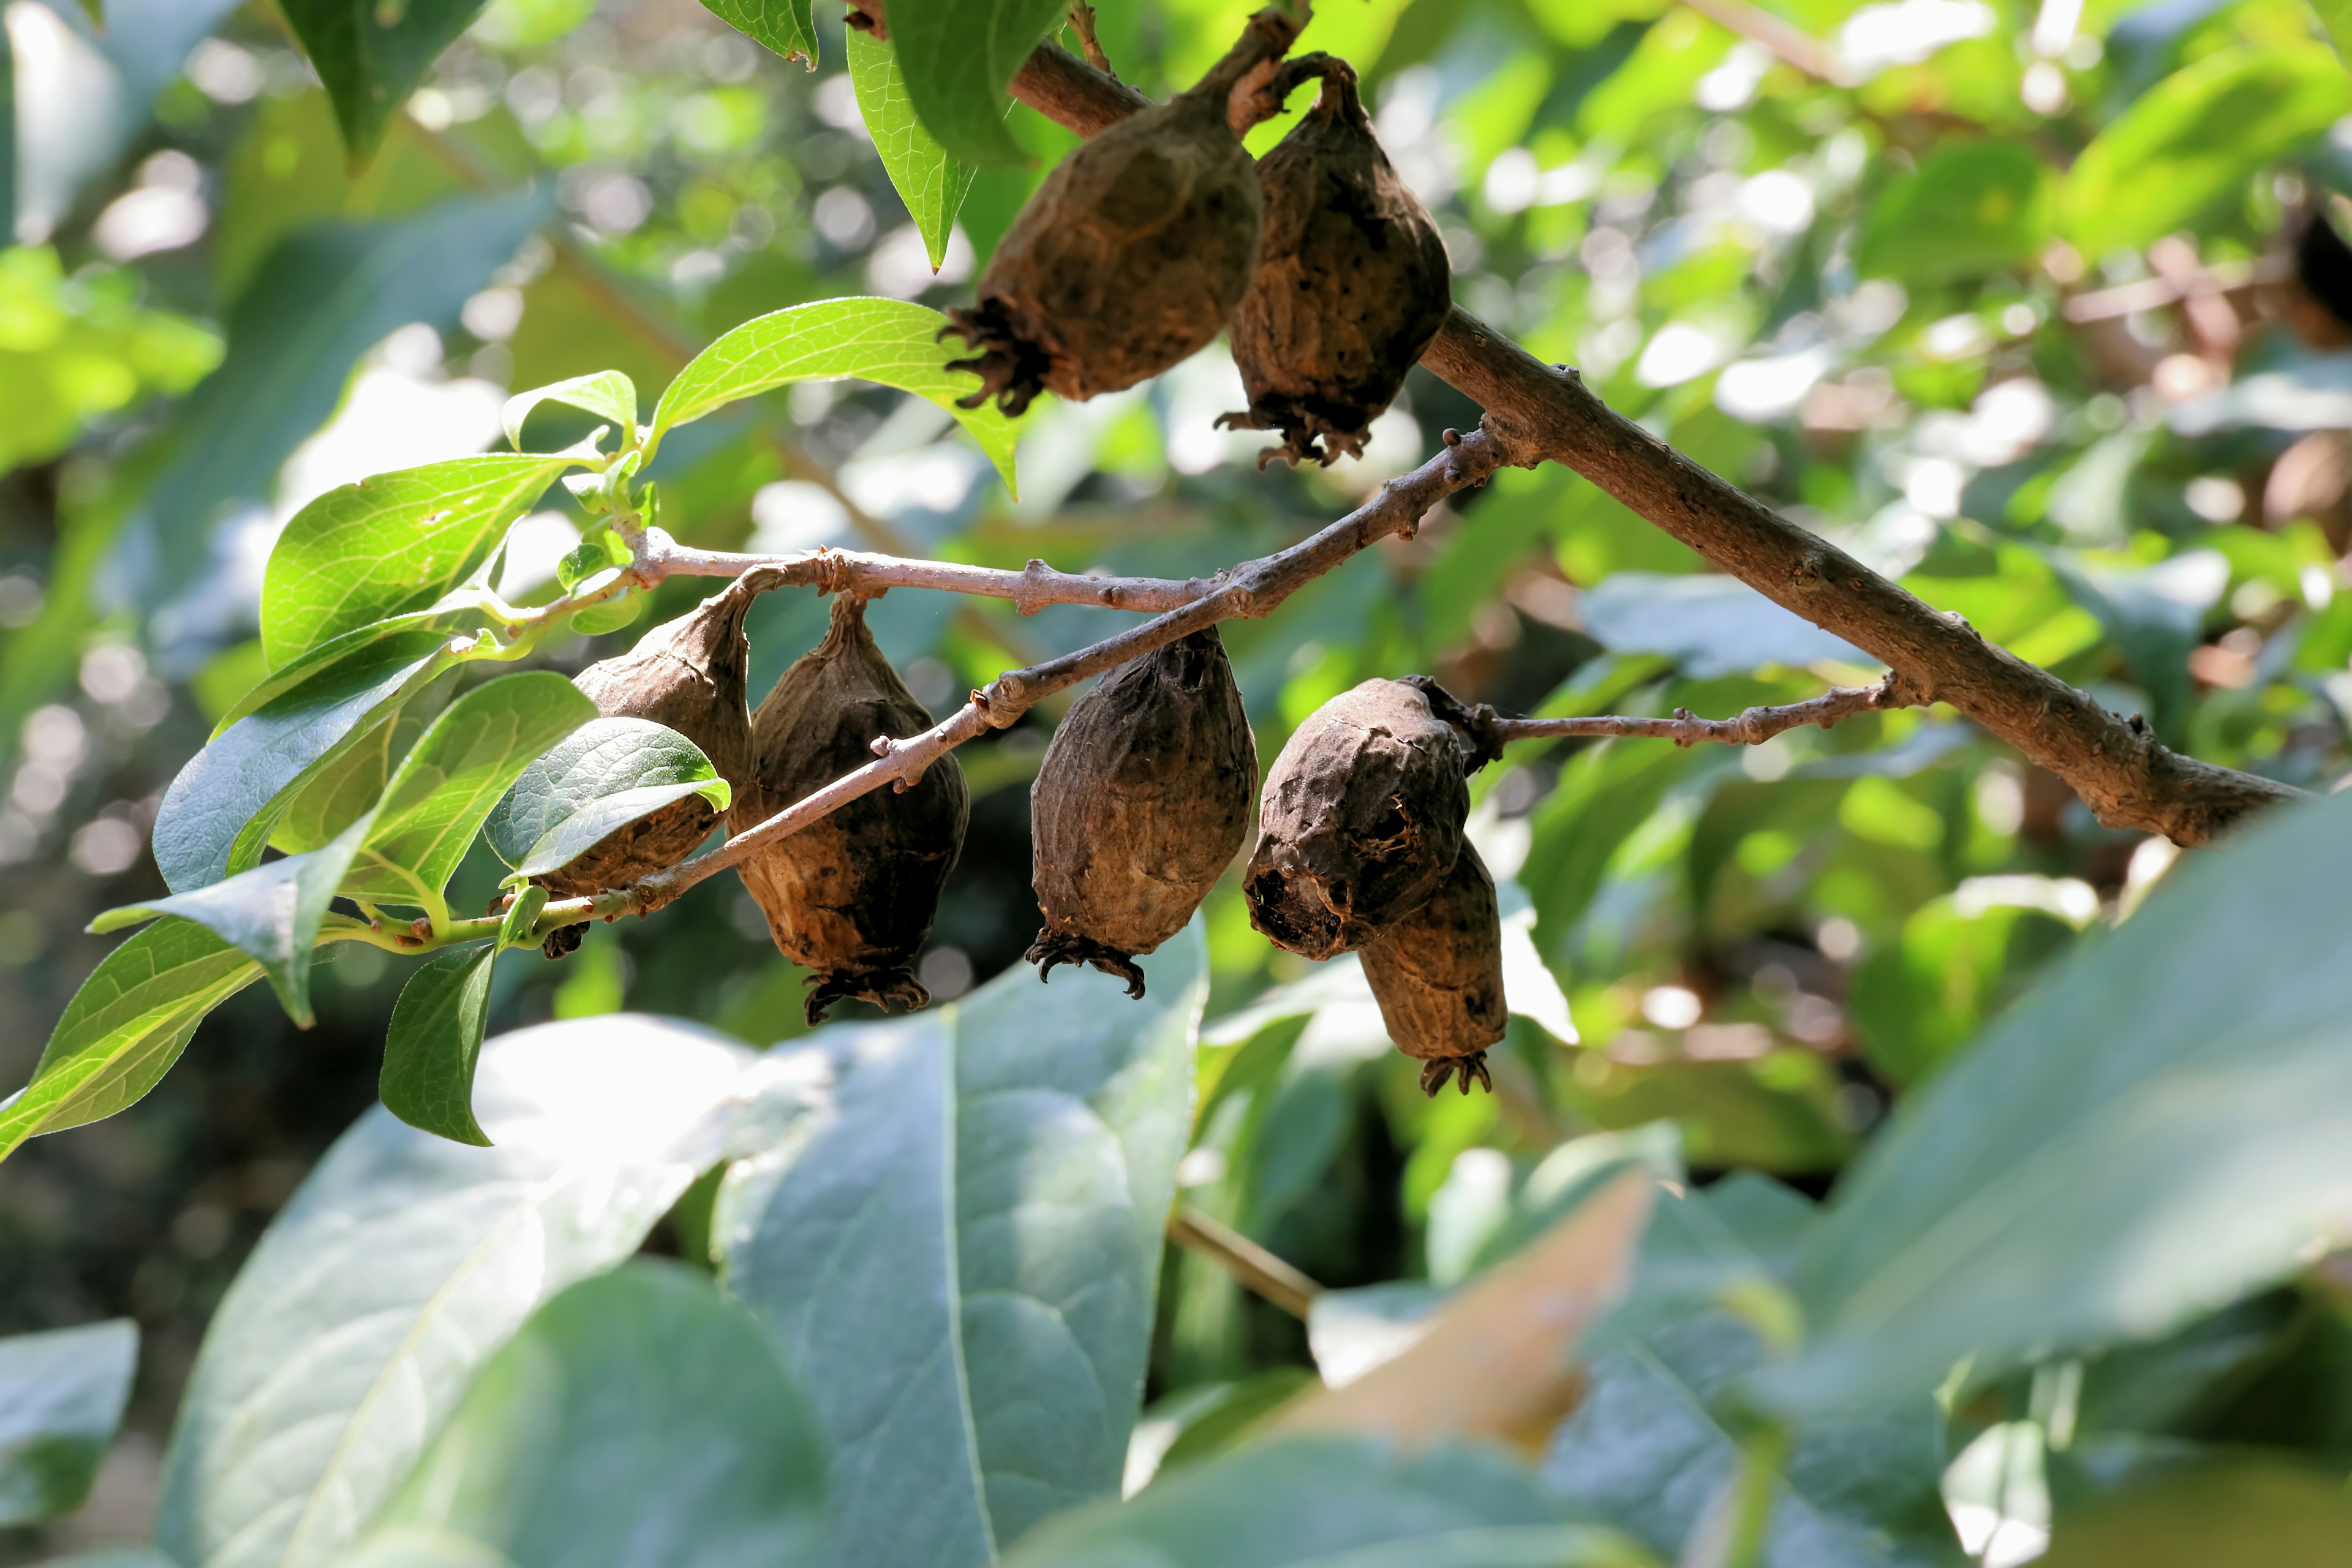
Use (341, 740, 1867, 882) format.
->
(278, 0, 499, 167)
(883, 0, 1070, 169)
(501, 371, 637, 451)
(696, 0, 817, 67)
(850, 25, 978, 271)
(0, 1320, 138, 1526)
(483, 717, 729, 880)
(647, 296, 1019, 494)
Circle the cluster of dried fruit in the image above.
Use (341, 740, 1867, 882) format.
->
(948, 40, 1447, 468)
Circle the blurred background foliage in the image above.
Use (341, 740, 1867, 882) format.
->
(7, 0, 2352, 1556)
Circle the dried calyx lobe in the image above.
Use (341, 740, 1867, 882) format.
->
(1028, 627, 1257, 998)
(1361, 839, 1507, 1097)
(1244, 677, 1470, 960)
(734, 594, 970, 1023)
(535, 571, 768, 954)
(940, 25, 1270, 417)
(1219, 58, 1451, 467)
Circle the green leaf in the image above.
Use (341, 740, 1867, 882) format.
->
(156, 1015, 757, 1568)
(647, 297, 1019, 494)
(89, 811, 380, 1029)
(717, 922, 1207, 1562)
(1761, 788, 2352, 1417)
(1855, 140, 2050, 286)
(380, 942, 499, 1145)
(152, 630, 459, 894)
(2316, 0, 2352, 67)
(883, 0, 1069, 170)
(497, 886, 548, 949)
(554, 527, 631, 592)
(211, 608, 469, 739)
(278, 0, 500, 167)
(260, 454, 576, 668)
(356, 1262, 826, 1568)
(2035, 1460, 2352, 1566)
(0, 921, 263, 1163)
(696, 0, 817, 67)
(501, 371, 638, 451)
(1000, 1439, 1630, 1568)
(483, 717, 730, 881)
(143, 194, 549, 585)
(342, 673, 597, 913)
(271, 685, 450, 856)
(849, 25, 978, 271)
(2064, 44, 2352, 256)
(1544, 1183, 1951, 1567)
(0, 1320, 138, 1526)
(567, 595, 644, 635)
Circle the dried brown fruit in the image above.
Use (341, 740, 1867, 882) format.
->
(537, 570, 767, 900)
(1244, 677, 1469, 960)
(734, 594, 970, 1023)
(941, 46, 1265, 416)
(1219, 62, 1450, 467)
(1360, 839, 1506, 1096)
(1028, 627, 1257, 997)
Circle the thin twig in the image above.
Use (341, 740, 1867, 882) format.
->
(620, 427, 1504, 914)
(1167, 1207, 1322, 1319)
(1068, 2, 1114, 77)
(1679, 0, 1844, 82)
(636, 534, 1213, 614)
(1480, 674, 1920, 750)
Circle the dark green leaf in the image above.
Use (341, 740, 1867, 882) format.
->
(2064, 43, 2352, 255)
(89, 810, 379, 1028)
(209, 609, 469, 740)
(1763, 788, 2352, 1416)
(270, 685, 450, 856)
(647, 296, 1019, 493)
(483, 717, 729, 880)
(278, 0, 498, 167)
(0, 1320, 138, 1526)
(850, 24, 978, 271)
(696, 0, 817, 67)
(151, 630, 458, 894)
(143, 193, 548, 582)
(1856, 141, 2050, 285)
(718, 924, 1207, 1562)
(883, 0, 1068, 169)
(1001, 1439, 1633, 1568)
(1545, 1185, 1950, 1567)
(355, 1262, 826, 1568)
(260, 454, 576, 667)
(501, 370, 638, 451)
(380, 941, 499, 1145)
(2037, 1460, 2352, 1566)
(342, 673, 597, 913)
(157, 1016, 756, 1568)
(0, 921, 262, 1163)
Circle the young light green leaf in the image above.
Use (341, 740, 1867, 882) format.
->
(341, 673, 597, 913)
(647, 297, 1019, 494)
(717, 923, 1205, 1562)
(497, 886, 548, 949)
(2064, 43, 2352, 256)
(999, 1439, 1632, 1568)
(884, 0, 1069, 170)
(157, 1016, 756, 1568)
(0, 1320, 138, 1526)
(356, 1263, 826, 1568)
(696, 0, 817, 68)
(270, 685, 450, 856)
(89, 811, 379, 1029)
(260, 454, 576, 667)
(2316, 0, 2352, 66)
(567, 595, 644, 635)
(554, 526, 631, 592)
(0, 921, 263, 1163)
(152, 630, 459, 894)
(278, 0, 500, 167)
(380, 941, 499, 1145)
(1760, 787, 2352, 1417)
(483, 717, 730, 880)
(848, 25, 977, 271)
(501, 371, 638, 452)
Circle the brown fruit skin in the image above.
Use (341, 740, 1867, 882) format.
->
(538, 571, 766, 899)
(1027, 627, 1257, 998)
(943, 85, 1262, 417)
(1243, 678, 1469, 960)
(734, 595, 970, 1024)
(1219, 65, 1450, 467)
(1360, 839, 1506, 1097)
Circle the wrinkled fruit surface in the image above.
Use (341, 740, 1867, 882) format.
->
(1221, 66, 1450, 467)
(734, 594, 969, 1023)
(1361, 839, 1506, 1096)
(541, 570, 766, 897)
(1245, 677, 1468, 960)
(1028, 627, 1257, 997)
(943, 83, 1261, 416)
